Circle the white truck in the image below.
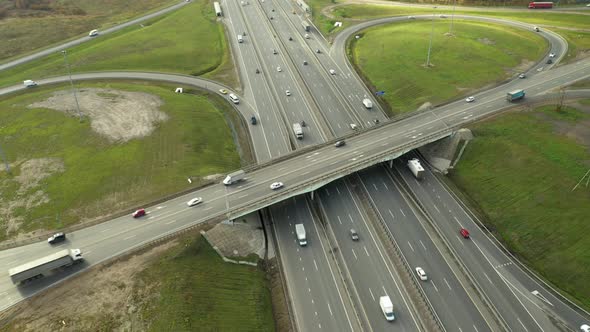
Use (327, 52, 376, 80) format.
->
(301, 21, 311, 32)
(237, 34, 244, 43)
(9, 249, 83, 285)
(222, 170, 246, 185)
(407, 158, 424, 180)
(293, 123, 303, 139)
(23, 80, 37, 87)
(295, 224, 307, 246)
(362, 98, 373, 109)
(379, 296, 395, 321)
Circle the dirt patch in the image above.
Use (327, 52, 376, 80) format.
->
(477, 37, 495, 45)
(0, 158, 64, 236)
(28, 88, 168, 143)
(0, 239, 177, 332)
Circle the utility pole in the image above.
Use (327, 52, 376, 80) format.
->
(449, 0, 457, 35)
(61, 50, 83, 121)
(426, 8, 436, 67)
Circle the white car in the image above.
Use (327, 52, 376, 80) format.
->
(276, 66, 282, 72)
(329, 69, 336, 75)
(408, 16, 416, 19)
(270, 182, 284, 190)
(415, 267, 428, 281)
(581, 324, 590, 332)
(285, 90, 291, 96)
(187, 197, 203, 206)
(518, 73, 526, 79)
(439, 14, 447, 18)
(549, 52, 555, 58)
(465, 96, 475, 103)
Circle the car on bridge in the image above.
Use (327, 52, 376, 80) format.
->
(270, 182, 284, 190)
(132, 209, 146, 218)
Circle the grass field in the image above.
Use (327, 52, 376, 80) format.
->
(450, 104, 590, 308)
(0, 0, 179, 61)
(329, 4, 590, 29)
(349, 20, 545, 113)
(137, 235, 275, 331)
(0, 0, 233, 89)
(0, 82, 241, 240)
(552, 28, 590, 63)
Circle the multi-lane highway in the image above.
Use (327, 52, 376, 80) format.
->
(1, 0, 590, 330)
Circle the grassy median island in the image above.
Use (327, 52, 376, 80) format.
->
(0, 82, 241, 241)
(350, 21, 545, 113)
(0, 0, 233, 88)
(137, 236, 274, 331)
(450, 103, 590, 308)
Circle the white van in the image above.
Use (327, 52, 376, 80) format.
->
(23, 80, 37, 87)
(228, 93, 240, 104)
(89, 29, 99, 37)
(237, 34, 244, 43)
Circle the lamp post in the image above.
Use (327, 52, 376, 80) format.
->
(426, 8, 436, 67)
(61, 50, 83, 121)
(449, 0, 457, 35)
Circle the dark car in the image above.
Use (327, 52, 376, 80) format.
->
(546, 59, 553, 64)
(335, 140, 346, 147)
(47, 232, 66, 244)
(251, 116, 257, 125)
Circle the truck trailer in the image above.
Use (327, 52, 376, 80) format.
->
(223, 170, 246, 185)
(293, 123, 304, 139)
(295, 224, 307, 246)
(506, 89, 525, 102)
(407, 158, 425, 180)
(528, 1, 553, 8)
(9, 249, 83, 285)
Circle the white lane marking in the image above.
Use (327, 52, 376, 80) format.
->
(531, 290, 553, 306)
(156, 206, 166, 209)
(368, 287, 375, 301)
(399, 209, 406, 217)
(85, 250, 92, 255)
(444, 278, 452, 290)
(433, 204, 440, 213)
(408, 242, 415, 252)
(328, 303, 333, 316)
(382, 285, 388, 294)
(337, 215, 342, 224)
(372, 183, 378, 191)
(204, 206, 213, 211)
(474, 325, 479, 332)
(453, 216, 460, 223)
(238, 194, 249, 199)
(336, 186, 341, 195)
(165, 219, 178, 225)
(364, 246, 370, 257)
(123, 235, 136, 240)
(419, 240, 427, 251)
(484, 272, 493, 284)
(352, 248, 358, 260)
(517, 318, 528, 331)
(388, 209, 395, 220)
(348, 214, 354, 223)
(431, 280, 439, 292)
(325, 188, 330, 196)
(314, 259, 319, 271)
(383, 182, 389, 190)
(101, 228, 110, 233)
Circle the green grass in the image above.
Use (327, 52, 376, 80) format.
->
(450, 105, 590, 309)
(0, 0, 179, 61)
(328, 4, 590, 29)
(0, 82, 241, 240)
(350, 21, 546, 113)
(0, 0, 230, 89)
(552, 28, 590, 63)
(137, 236, 274, 331)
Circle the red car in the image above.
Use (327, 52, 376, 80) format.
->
(460, 228, 470, 239)
(132, 209, 146, 218)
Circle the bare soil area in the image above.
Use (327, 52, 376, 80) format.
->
(29, 88, 168, 143)
(0, 240, 177, 332)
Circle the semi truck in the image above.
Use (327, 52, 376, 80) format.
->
(379, 296, 395, 321)
(293, 123, 303, 139)
(223, 170, 246, 185)
(9, 249, 83, 285)
(528, 1, 553, 8)
(295, 224, 307, 246)
(506, 89, 525, 102)
(362, 98, 373, 109)
(407, 158, 425, 180)
(301, 21, 310, 32)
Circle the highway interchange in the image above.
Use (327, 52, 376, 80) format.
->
(1, 0, 590, 330)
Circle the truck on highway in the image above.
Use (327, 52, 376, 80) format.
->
(295, 224, 307, 246)
(506, 89, 525, 102)
(380, 296, 395, 321)
(407, 158, 425, 180)
(362, 98, 373, 109)
(301, 20, 310, 32)
(293, 123, 303, 139)
(9, 249, 83, 285)
(223, 170, 246, 185)
(237, 34, 243, 43)
(528, 1, 553, 9)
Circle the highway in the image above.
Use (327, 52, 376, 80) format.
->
(1, 0, 590, 329)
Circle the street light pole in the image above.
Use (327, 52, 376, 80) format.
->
(449, 0, 457, 35)
(426, 10, 436, 67)
(61, 50, 83, 121)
